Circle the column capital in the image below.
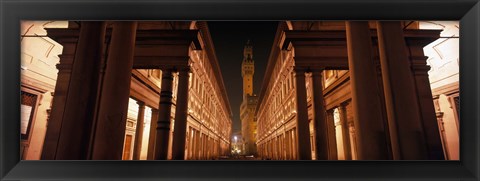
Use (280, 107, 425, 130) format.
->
(161, 68, 173, 73)
(339, 101, 349, 108)
(410, 57, 431, 75)
(163, 66, 191, 73)
(136, 101, 146, 107)
(293, 66, 307, 75)
(311, 70, 324, 77)
(55, 63, 73, 71)
(176, 67, 191, 78)
(160, 69, 174, 81)
(177, 66, 191, 73)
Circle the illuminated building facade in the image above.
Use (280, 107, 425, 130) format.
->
(240, 40, 258, 156)
(21, 21, 232, 160)
(420, 21, 460, 160)
(19, 20, 458, 161)
(19, 21, 68, 160)
(255, 21, 458, 160)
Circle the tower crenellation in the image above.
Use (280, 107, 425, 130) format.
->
(242, 39, 254, 98)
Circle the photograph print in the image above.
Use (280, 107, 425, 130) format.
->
(20, 20, 459, 160)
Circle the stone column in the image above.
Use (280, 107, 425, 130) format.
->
(198, 130, 203, 159)
(172, 68, 191, 160)
(147, 108, 159, 160)
(293, 67, 312, 160)
(45, 21, 106, 160)
(310, 70, 329, 160)
(91, 21, 138, 160)
(338, 104, 352, 160)
(133, 101, 146, 160)
(377, 21, 428, 160)
(345, 21, 389, 160)
(325, 109, 338, 160)
(435, 111, 448, 158)
(155, 69, 174, 160)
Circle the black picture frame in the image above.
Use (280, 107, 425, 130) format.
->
(1, 0, 479, 180)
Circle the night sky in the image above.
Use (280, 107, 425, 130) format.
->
(207, 21, 278, 132)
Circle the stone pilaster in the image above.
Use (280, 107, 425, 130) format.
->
(46, 21, 106, 160)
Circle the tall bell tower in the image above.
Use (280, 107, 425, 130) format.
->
(240, 39, 258, 156)
(242, 40, 254, 99)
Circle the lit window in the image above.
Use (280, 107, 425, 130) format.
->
(21, 91, 37, 140)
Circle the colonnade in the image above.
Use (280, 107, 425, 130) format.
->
(41, 21, 232, 160)
(256, 21, 444, 160)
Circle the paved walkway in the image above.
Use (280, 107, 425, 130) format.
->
(217, 155, 262, 160)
